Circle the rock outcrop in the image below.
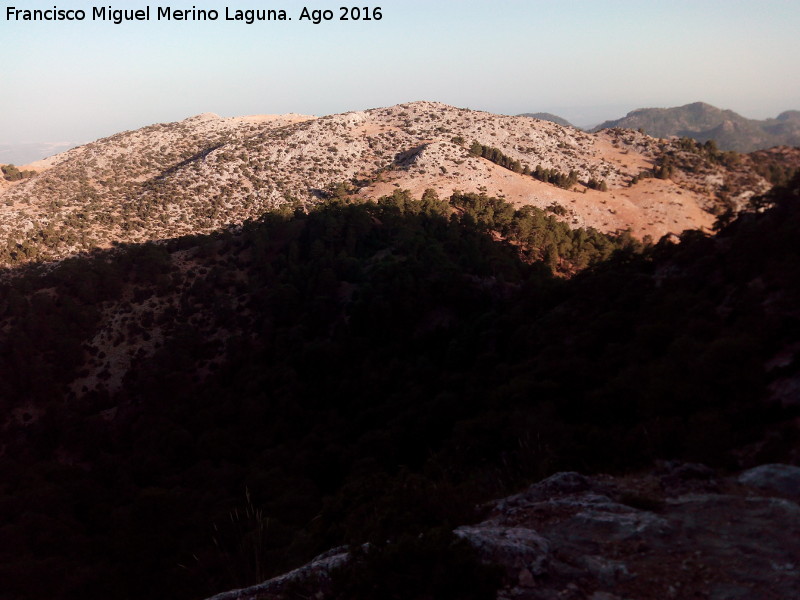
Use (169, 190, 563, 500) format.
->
(211, 464, 800, 600)
(205, 546, 351, 600)
(459, 465, 800, 599)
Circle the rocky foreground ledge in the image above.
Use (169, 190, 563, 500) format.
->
(206, 463, 800, 600)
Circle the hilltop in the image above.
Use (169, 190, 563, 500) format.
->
(593, 102, 800, 152)
(517, 112, 575, 128)
(0, 101, 787, 266)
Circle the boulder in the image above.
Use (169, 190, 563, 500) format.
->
(454, 525, 550, 578)
(738, 463, 800, 497)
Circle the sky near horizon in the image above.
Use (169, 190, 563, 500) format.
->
(1, 0, 799, 163)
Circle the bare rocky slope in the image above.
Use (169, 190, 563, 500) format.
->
(0, 101, 781, 266)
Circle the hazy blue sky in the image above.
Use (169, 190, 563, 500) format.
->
(2, 0, 799, 162)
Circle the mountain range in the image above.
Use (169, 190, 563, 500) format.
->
(592, 101, 800, 152)
(1, 101, 799, 600)
(2, 101, 797, 268)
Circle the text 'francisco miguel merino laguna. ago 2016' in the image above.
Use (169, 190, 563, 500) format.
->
(5, 6, 384, 24)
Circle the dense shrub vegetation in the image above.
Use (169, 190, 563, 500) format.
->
(1, 164, 35, 181)
(748, 151, 800, 186)
(0, 179, 799, 599)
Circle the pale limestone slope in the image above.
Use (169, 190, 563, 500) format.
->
(0, 101, 770, 265)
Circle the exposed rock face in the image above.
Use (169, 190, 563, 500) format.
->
(212, 465, 800, 600)
(462, 466, 800, 599)
(454, 526, 551, 580)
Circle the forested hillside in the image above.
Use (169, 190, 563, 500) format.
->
(594, 102, 800, 152)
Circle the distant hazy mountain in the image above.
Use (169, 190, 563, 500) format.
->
(592, 102, 800, 152)
(0, 141, 79, 165)
(518, 112, 575, 128)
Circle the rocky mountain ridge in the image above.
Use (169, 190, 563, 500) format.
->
(0, 101, 783, 266)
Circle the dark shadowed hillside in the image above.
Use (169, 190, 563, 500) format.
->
(1, 173, 799, 599)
